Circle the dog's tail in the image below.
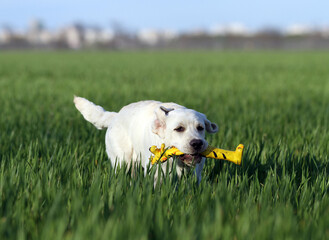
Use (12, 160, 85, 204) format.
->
(73, 96, 117, 129)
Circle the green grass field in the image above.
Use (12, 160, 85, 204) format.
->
(0, 51, 329, 239)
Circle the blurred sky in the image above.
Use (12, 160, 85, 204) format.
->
(1, 0, 329, 31)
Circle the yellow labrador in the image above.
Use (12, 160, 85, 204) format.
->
(74, 97, 218, 181)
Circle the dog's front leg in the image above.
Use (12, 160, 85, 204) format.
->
(194, 158, 206, 184)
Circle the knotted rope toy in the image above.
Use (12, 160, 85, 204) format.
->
(149, 143, 244, 165)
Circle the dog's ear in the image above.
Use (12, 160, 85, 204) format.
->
(204, 117, 218, 133)
(152, 106, 174, 138)
(152, 118, 165, 139)
(160, 106, 174, 115)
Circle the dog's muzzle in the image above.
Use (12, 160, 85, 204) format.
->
(179, 153, 202, 167)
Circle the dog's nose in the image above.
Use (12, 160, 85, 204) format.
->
(190, 139, 204, 151)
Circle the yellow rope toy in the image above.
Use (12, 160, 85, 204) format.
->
(149, 144, 244, 165)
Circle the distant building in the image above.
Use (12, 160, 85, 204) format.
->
(321, 26, 329, 38)
(84, 27, 114, 46)
(62, 24, 85, 49)
(210, 23, 250, 36)
(27, 19, 44, 44)
(137, 29, 177, 45)
(0, 26, 14, 43)
(138, 29, 160, 45)
(284, 24, 314, 36)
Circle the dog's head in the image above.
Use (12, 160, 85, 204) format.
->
(152, 105, 218, 166)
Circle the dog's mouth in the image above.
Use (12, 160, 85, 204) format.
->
(178, 153, 202, 167)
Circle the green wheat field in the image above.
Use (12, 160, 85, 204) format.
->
(0, 51, 329, 239)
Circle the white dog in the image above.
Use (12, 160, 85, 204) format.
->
(74, 97, 218, 181)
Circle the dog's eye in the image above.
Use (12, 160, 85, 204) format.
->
(174, 126, 185, 132)
(197, 125, 204, 131)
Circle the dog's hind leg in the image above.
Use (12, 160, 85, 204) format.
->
(105, 126, 133, 170)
